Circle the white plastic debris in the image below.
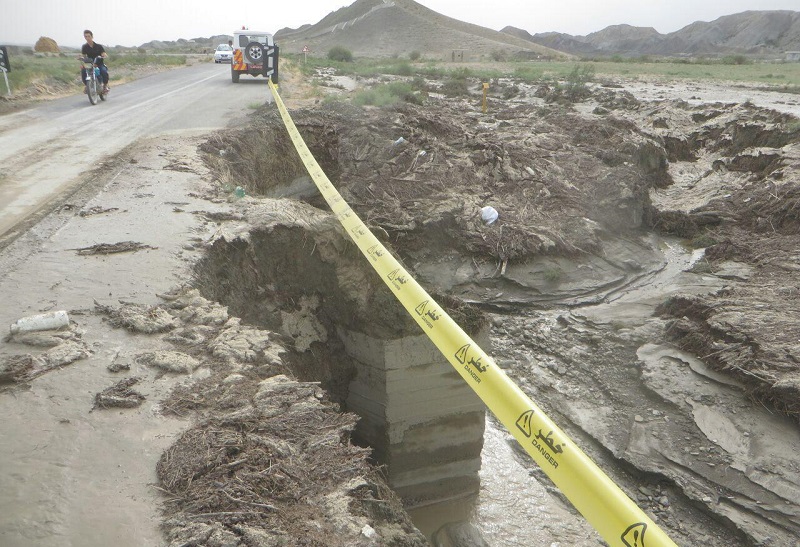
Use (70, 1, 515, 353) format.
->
(393, 137, 406, 145)
(480, 206, 499, 225)
(10, 310, 70, 334)
(361, 524, 378, 539)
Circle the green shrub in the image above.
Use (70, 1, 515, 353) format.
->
(439, 67, 473, 96)
(419, 66, 442, 79)
(409, 50, 421, 61)
(688, 232, 718, 249)
(554, 64, 595, 101)
(490, 50, 508, 62)
(542, 267, 563, 283)
(722, 55, 750, 65)
(352, 81, 425, 107)
(394, 62, 413, 76)
(328, 46, 353, 63)
(411, 76, 427, 91)
(441, 76, 469, 96)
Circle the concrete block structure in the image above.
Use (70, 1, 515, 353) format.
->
(339, 327, 487, 508)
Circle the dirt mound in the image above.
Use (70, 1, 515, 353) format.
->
(34, 36, 59, 53)
(204, 92, 665, 270)
(658, 286, 800, 424)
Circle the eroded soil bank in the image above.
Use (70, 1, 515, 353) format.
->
(200, 75, 800, 545)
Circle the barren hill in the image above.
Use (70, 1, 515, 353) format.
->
(137, 34, 232, 52)
(505, 10, 800, 57)
(274, 0, 569, 60)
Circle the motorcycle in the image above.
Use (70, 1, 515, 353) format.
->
(80, 56, 108, 105)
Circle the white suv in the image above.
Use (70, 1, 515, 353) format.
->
(231, 30, 279, 83)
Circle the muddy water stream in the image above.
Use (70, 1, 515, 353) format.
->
(409, 236, 737, 544)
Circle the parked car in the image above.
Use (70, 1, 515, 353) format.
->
(231, 30, 278, 83)
(214, 44, 233, 63)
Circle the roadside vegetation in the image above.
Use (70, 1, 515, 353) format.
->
(350, 81, 425, 106)
(293, 53, 800, 91)
(0, 51, 188, 107)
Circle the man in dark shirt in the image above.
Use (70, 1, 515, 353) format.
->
(80, 29, 109, 93)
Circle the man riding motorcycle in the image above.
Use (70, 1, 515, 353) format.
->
(79, 29, 109, 94)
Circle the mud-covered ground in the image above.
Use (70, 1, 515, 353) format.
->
(198, 72, 800, 545)
(209, 75, 800, 428)
(1, 66, 799, 547)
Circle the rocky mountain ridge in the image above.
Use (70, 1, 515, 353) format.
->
(124, 7, 799, 60)
(504, 10, 800, 57)
(273, 0, 568, 59)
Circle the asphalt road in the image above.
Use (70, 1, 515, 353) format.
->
(0, 62, 272, 240)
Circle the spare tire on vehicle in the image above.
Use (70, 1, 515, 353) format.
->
(244, 42, 264, 64)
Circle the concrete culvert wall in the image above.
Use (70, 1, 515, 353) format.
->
(192, 198, 488, 507)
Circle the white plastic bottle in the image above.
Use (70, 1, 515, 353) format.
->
(9, 310, 70, 334)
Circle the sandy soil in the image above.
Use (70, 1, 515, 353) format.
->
(1, 66, 799, 547)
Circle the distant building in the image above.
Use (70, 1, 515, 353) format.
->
(786, 51, 800, 61)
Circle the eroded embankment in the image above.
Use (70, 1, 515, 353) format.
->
(200, 85, 800, 545)
(191, 197, 490, 509)
(625, 99, 800, 424)
(206, 88, 800, 428)
(94, 285, 429, 547)
(202, 96, 674, 308)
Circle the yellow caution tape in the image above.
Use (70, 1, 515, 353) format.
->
(268, 79, 677, 547)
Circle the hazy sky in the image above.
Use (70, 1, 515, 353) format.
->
(2, 0, 798, 48)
